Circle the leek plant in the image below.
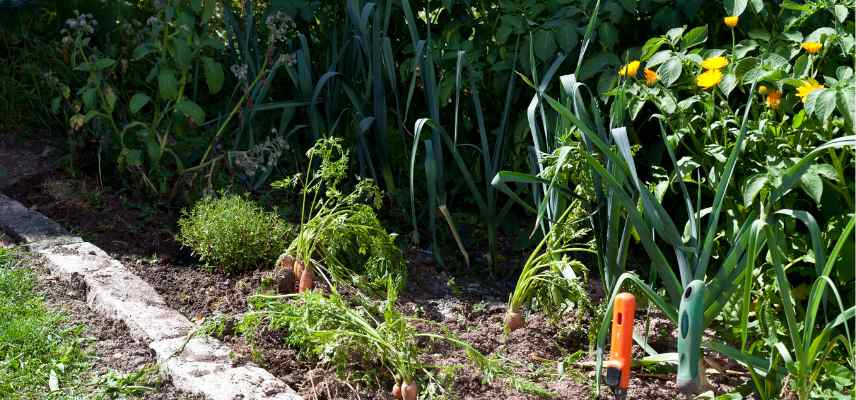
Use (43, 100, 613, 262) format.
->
(748, 215, 855, 399)
(404, 0, 526, 270)
(534, 83, 856, 393)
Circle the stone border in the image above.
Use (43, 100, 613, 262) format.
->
(0, 194, 302, 400)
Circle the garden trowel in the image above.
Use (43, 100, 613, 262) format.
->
(604, 292, 636, 400)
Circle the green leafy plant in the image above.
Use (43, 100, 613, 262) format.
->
(747, 216, 855, 399)
(504, 206, 594, 332)
(239, 280, 506, 399)
(273, 137, 405, 292)
(177, 194, 292, 273)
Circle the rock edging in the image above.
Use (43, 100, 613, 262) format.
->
(0, 194, 301, 400)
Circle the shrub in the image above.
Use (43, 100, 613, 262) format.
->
(177, 194, 292, 273)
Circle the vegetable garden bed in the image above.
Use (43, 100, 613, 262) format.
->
(6, 169, 747, 399)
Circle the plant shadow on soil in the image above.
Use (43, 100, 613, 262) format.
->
(5, 170, 750, 400)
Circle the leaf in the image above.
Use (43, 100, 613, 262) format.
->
(806, 88, 836, 123)
(734, 57, 760, 79)
(646, 50, 673, 68)
(578, 52, 620, 81)
(836, 85, 856, 129)
(743, 174, 768, 206)
(171, 39, 193, 70)
(158, 68, 179, 100)
(718, 73, 737, 97)
(176, 99, 205, 124)
(793, 54, 810, 77)
(800, 166, 825, 205)
(202, 57, 224, 94)
(657, 58, 683, 87)
(734, 40, 757, 58)
(534, 30, 557, 62)
(132, 43, 156, 60)
(724, 0, 748, 16)
(94, 58, 116, 70)
(665, 26, 686, 45)
(130, 93, 151, 114)
(834, 5, 849, 23)
(598, 23, 618, 49)
(555, 23, 579, 52)
(125, 148, 143, 167)
(681, 25, 708, 50)
(202, 0, 216, 21)
(748, 0, 764, 13)
(641, 37, 667, 61)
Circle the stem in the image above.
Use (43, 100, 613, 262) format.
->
(189, 59, 271, 179)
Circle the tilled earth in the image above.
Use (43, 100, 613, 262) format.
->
(5, 171, 749, 399)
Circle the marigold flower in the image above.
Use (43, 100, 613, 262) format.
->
(801, 41, 822, 54)
(618, 60, 641, 77)
(758, 85, 768, 95)
(766, 90, 782, 110)
(696, 69, 723, 90)
(701, 56, 729, 71)
(643, 68, 658, 86)
(796, 79, 824, 103)
(724, 16, 739, 28)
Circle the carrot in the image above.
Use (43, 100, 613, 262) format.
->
(278, 254, 295, 271)
(298, 265, 315, 292)
(391, 382, 402, 399)
(504, 309, 524, 332)
(401, 381, 418, 400)
(293, 259, 305, 285)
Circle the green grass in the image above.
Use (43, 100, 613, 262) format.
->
(0, 248, 90, 399)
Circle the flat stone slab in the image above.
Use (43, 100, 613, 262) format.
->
(0, 194, 81, 247)
(152, 337, 301, 400)
(0, 195, 302, 400)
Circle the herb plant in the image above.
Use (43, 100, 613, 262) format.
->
(177, 194, 292, 273)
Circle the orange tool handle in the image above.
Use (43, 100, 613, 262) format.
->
(606, 292, 636, 390)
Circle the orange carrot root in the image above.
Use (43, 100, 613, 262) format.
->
(298, 266, 315, 293)
(505, 310, 524, 331)
(401, 382, 418, 400)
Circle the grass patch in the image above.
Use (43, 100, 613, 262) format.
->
(0, 248, 90, 398)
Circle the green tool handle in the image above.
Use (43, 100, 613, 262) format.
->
(677, 280, 705, 394)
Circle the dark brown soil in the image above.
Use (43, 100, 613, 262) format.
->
(3, 167, 750, 399)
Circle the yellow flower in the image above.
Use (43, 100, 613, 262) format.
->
(801, 41, 822, 54)
(643, 68, 658, 86)
(618, 60, 641, 77)
(758, 85, 768, 95)
(702, 56, 729, 71)
(766, 90, 782, 110)
(696, 69, 723, 90)
(724, 16, 739, 28)
(796, 79, 824, 103)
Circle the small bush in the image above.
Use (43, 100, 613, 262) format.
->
(178, 195, 292, 273)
